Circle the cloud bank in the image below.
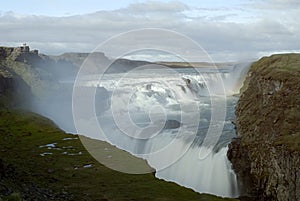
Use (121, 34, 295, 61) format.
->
(1, 1, 299, 62)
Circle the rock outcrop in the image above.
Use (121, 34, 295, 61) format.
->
(0, 63, 31, 108)
(228, 54, 300, 201)
(0, 46, 56, 97)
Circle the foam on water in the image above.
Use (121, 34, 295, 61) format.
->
(71, 64, 251, 198)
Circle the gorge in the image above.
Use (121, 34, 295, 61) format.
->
(0, 46, 300, 201)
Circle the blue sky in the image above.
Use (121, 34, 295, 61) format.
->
(1, 0, 242, 16)
(1, 0, 132, 16)
(1, 0, 300, 61)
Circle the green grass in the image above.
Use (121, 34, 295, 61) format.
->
(0, 193, 22, 201)
(251, 53, 300, 79)
(0, 110, 238, 201)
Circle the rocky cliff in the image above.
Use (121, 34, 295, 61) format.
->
(0, 46, 57, 98)
(228, 54, 300, 201)
(0, 61, 31, 108)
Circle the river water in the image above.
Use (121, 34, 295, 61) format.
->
(70, 65, 250, 198)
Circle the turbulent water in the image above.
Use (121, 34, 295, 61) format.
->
(71, 64, 250, 198)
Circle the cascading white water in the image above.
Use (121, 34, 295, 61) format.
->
(155, 146, 239, 197)
(72, 63, 251, 198)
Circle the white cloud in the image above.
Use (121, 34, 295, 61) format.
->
(0, 1, 299, 62)
(125, 1, 189, 13)
(249, 0, 300, 10)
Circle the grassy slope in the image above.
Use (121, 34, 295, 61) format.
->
(250, 53, 300, 82)
(0, 110, 237, 201)
(238, 53, 300, 151)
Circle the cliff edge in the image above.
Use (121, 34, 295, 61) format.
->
(228, 54, 300, 200)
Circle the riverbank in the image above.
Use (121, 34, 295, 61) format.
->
(0, 109, 238, 201)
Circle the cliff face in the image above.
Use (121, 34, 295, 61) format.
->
(228, 54, 300, 200)
(0, 46, 84, 108)
(0, 46, 55, 98)
(0, 63, 31, 108)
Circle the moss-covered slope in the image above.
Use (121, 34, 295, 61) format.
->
(0, 110, 236, 201)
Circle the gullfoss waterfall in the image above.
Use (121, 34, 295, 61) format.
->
(72, 64, 250, 198)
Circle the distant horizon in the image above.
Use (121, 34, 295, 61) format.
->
(2, 37, 299, 63)
(2, 43, 256, 63)
(5, 43, 300, 64)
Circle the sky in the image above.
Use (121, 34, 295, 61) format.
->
(1, 0, 300, 62)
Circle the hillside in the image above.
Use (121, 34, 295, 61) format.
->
(0, 109, 238, 201)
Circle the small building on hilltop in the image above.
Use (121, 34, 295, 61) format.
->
(14, 43, 39, 55)
(14, 43, 30, 53)
(12, 44, 40, 63)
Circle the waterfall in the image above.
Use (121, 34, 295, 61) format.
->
(155, 146, 239, 197)
(71, 63, 252, 198)
(95, 115, 239, 197)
